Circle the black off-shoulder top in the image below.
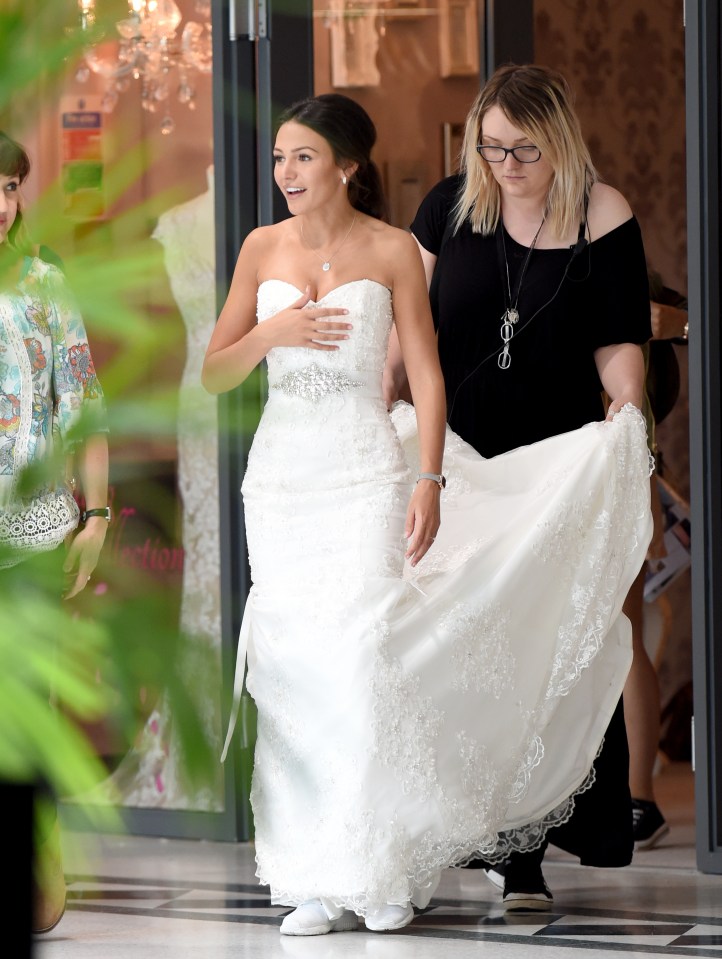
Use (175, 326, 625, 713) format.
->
(411, 175, 652, 458)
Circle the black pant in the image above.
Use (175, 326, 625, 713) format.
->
(545, 698, 633, 867)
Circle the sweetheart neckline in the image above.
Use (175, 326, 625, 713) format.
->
(258, 278, 391, 303)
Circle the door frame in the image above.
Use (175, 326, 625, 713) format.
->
(686, 0, 722, 874)
(211, 0, 314, 840)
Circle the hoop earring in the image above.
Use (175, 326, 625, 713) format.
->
(341, 175, 347, 185)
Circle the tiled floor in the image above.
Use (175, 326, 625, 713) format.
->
(37, 763, 722, 959)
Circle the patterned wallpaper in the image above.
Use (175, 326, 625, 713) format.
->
(536, 1, 691, 713)
(535, 0, 687, 294)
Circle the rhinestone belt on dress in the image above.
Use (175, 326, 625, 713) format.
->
(270, 364, 366, 401)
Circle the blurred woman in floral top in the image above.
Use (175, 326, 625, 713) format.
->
(0, 131, 108, 594)
(0, 129, 109, 934)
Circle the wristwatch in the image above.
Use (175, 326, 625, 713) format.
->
(81, 506, 112, 523)
(417, 472, 446, 490)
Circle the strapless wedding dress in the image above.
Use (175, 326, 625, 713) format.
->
(230, 277, 651, 916)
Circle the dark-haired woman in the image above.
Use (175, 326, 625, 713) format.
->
(0, 132, 108, 590)
(0, 130, 108, 933)
(386, 64, 652, 910)
(205, 93, 651, 936)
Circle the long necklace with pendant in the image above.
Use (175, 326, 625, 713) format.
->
(498, 215, 546, 370)
(301, 214, 357, 272)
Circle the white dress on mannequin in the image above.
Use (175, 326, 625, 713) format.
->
(89, 169, 222, 810)
(153, 166, 221, 671)
(230, 277, 652, 914)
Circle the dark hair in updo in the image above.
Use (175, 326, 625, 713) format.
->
(278, 94, 387, 221)
(0, 131, 31, 250)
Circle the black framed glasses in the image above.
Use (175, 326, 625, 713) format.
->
(476, 144, 542, 163)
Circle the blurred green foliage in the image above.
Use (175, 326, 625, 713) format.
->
(0, 0, 237, 826)
(0, 554, 110, 797)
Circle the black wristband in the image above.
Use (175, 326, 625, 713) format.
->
(81, 507, 112, 523)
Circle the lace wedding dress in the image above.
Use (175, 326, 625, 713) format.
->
(232, 277, 652, 916)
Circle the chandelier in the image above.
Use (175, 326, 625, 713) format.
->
(75, 0, 212, 135)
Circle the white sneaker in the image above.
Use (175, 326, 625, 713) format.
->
(280, 900, 358, 936)
(484, 866, 505, 891)
(364, 903, 414, 932)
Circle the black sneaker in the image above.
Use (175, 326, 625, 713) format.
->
(632, 799, 670, 850)
(502, 864, 553, 913)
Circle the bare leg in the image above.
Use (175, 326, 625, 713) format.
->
(622, 565, 661, 801)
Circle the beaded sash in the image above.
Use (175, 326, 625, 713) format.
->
(269, 364, 381, 401)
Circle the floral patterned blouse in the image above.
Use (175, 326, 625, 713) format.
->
(0, 256, 106, 507)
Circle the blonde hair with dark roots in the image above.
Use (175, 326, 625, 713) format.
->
(453, 64, 598, 240)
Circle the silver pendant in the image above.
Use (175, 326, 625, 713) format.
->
(498, 346, 511, 370)
(500, 321, 515, 343)
(506, 308, 519, 324)
(322, 262, 331, 272)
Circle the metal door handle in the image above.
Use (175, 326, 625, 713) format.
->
(229, 0, 267, 41)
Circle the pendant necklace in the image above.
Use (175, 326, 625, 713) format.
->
(301, 214, 357, 272)
(498, 214, 546, 370)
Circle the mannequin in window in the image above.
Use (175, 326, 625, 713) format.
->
(89, 167, 222, 809)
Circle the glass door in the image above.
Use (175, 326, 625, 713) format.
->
(26, 0, 234, 840)
(210, 0, 316, 840)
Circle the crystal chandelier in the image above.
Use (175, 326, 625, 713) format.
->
(76, 0, 212, 135)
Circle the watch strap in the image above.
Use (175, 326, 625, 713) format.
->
(82, 507, 112, 523)
(417, 472, 446, 490)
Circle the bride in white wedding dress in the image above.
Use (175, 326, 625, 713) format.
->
(203, 94, 652, 936)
